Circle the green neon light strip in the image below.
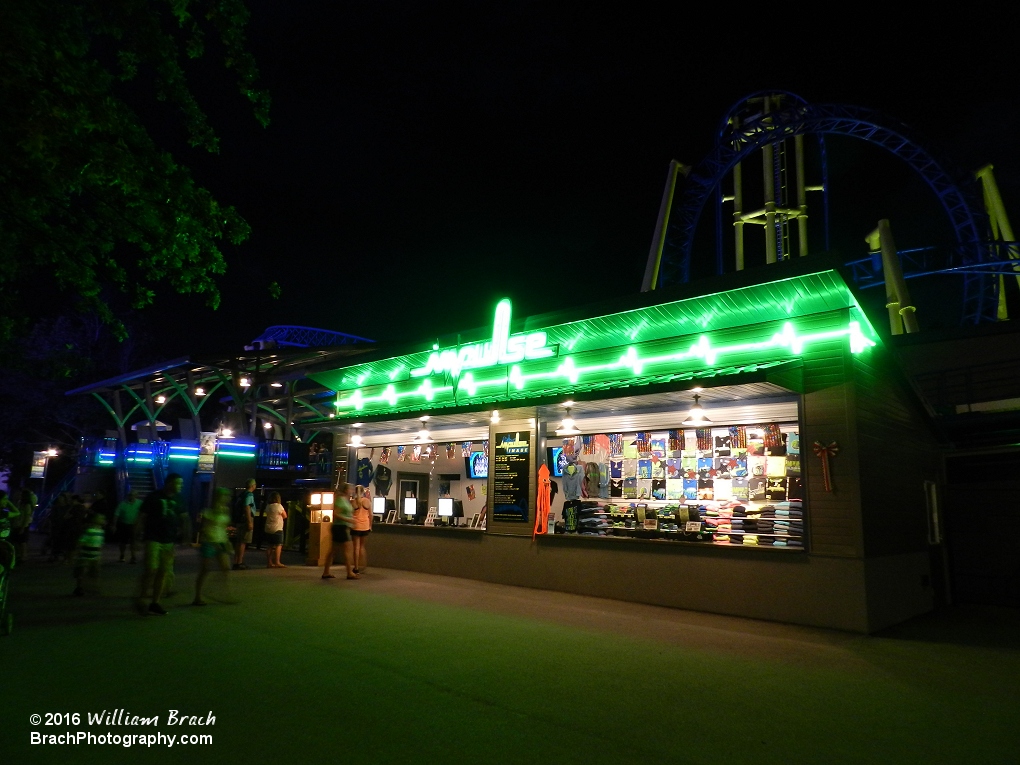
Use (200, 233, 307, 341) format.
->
(216, 453, 256, 460)
(168, 455, 200, 461)
(336, 321, 874, 412)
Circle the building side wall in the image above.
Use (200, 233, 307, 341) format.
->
(368, 528, 872, 632)
(852, 347, 938, 557)
(798, 308, 864, 559)
(852, 346, 938, 628)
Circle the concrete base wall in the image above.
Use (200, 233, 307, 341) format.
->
(863, 552, 934, 632)
(366, 526, 880, 632)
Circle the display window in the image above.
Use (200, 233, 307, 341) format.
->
(544, 400, 804, 550)
(348, 440, 489, 528)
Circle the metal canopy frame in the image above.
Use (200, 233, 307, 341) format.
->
(66, 345, 373, 445)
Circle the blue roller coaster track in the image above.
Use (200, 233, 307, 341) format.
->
(657, 95, 1013, 324)
(249, 325, 373, 349)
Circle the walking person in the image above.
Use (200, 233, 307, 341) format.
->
(135, 474, 188, 616)
(351, 486, 372, 574)
(113, 490, 142, 563)
(263, 492, 288, 568)
(193, 488, 235, 605)
(231, 479, 256, 570)
(321, 483, 358, 580)
(72, 510, 105, 596)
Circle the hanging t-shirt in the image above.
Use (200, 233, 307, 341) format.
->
(373, 464, 393, 495)
(355, 457, 374, 487)
(561, 464, 583, 500)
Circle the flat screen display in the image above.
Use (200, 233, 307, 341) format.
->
(547, 446, 565, 477)
(465, 451, 488, 479)
(438, 498, 453, 516)
(372, 496, 386, 514)
(403, 497, 417, 516)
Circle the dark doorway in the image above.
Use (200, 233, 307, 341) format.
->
(944, 452, 1020, 606)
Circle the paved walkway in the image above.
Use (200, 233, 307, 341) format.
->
(3, 541, 1018, 764)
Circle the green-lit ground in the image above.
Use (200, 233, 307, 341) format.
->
(3, 539, 1018, 764)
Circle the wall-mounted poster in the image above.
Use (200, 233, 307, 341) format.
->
(197, 432, 217, 473)
(492, 430, 531, 523)
(30, 451, 47, 479)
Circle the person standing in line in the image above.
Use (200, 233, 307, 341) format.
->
(13, 489, 36, 562)
(351, 486, 372, 574)
(48, 493, 74, 561)
(231, 479, 256, 570)
(113, 490, 142, 563)
(193, 487, 235, 606)
(321, 483, 358, 580)
(0, 491, 20, 569)
(251, 483, 266, 550)
(263, 491, 288, 568)
(72, 511, 105, 596)
(135, 473, 188, 616)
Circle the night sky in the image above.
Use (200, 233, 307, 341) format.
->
(153, 4, 1019, 360)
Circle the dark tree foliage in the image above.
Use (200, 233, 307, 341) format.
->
(0, 0, 268, 473)
(0, 0, 270, 344)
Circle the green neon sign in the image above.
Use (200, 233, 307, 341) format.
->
(411, 299, 556, 378)
(335, 319, 875, 414)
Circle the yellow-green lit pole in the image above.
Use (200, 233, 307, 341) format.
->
(762, 96, 778, 264)
(975, 164, 1019, 320)
(868, 220, 918, 334)
(641, 159, 684, 292)
(733, 160, 745, 270)
(795, 134, 808, 256)
(866, 228, 902, 334)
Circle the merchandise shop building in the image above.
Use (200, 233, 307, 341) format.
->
(310, 260, 941, 633)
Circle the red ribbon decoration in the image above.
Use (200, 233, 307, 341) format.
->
(812, 441, 839, 492)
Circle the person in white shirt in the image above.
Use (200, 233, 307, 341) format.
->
(263, 492, 288, 568)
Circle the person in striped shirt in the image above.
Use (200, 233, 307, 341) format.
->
(72, 512, 106, 596)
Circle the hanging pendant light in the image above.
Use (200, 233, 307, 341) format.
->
(413, 415, 433, 443)
(682, 394, 713, 425)
(348, 425, 365, 448)
(555, 406, 581, 436)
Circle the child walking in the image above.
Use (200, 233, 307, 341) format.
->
(72, 512, 105, 596)
(193, 488, 236, 606)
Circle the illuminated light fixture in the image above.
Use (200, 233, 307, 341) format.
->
(555, 407, 581, 436)
(491, 410, 500, 424)
(263, 421, 273, 430)
(46, 447, 59, 457)
(691, 387, 703, 393)
(240, 377, 251, 388)
(311, 493, 322, 506)
(348, 425, 365, 448)
(220, 428, 233, 438)
(329, 413, 336, 419)
(682, 394, 713, 425)
(413, 415, 433, 443)
(270, 382, 283, 388)
(321, 492, 335, 506)
(155, 395, 166, 404)
(195, 387, 206, 396)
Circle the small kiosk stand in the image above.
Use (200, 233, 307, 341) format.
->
(305, 491, 336, 566)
